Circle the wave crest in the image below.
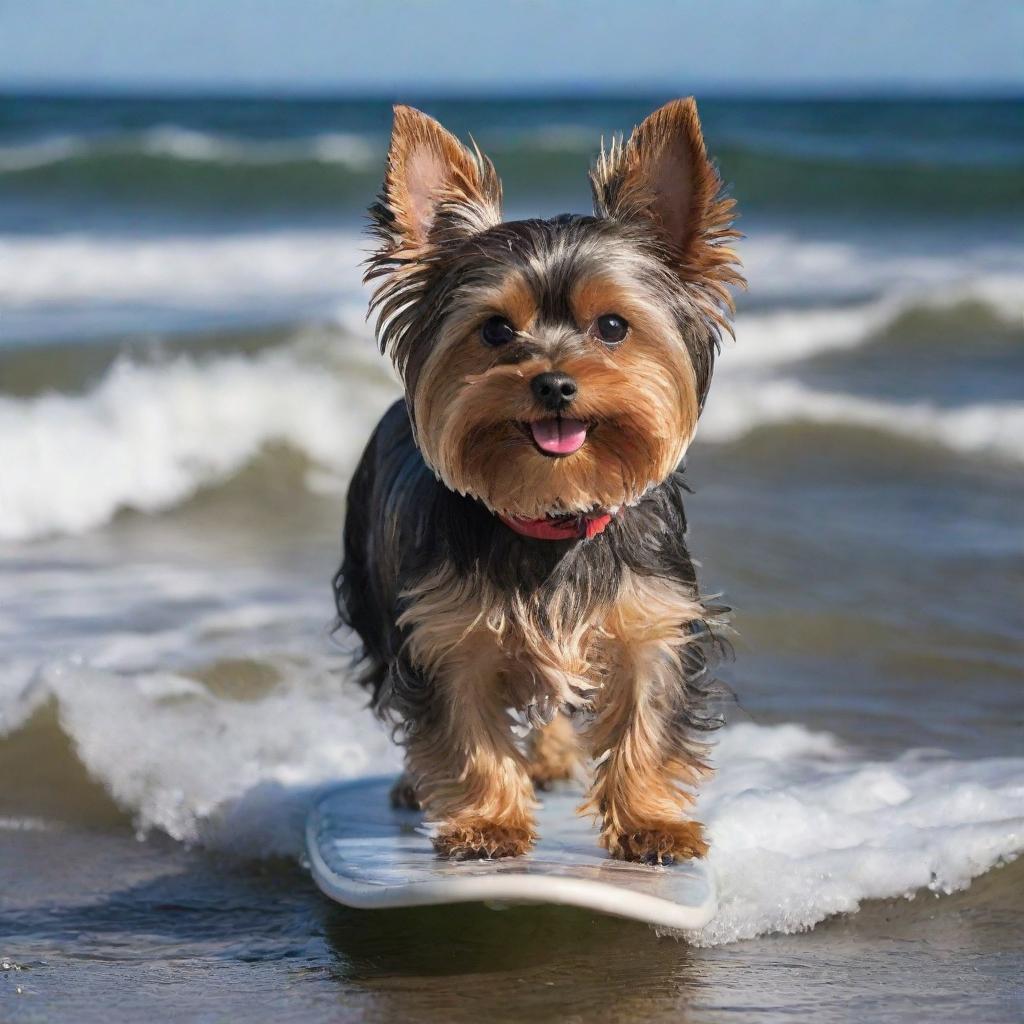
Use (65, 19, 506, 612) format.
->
(701, 378, 1024, 462)
(3, 125, 1021, 214)
(0, 336, 397, 541)
(3, 660, 1020, 945)
(0, 127, 380, 173)
(1, 336, 1020, 544)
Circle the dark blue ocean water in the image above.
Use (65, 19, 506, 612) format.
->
(2, 94, 1022, 232)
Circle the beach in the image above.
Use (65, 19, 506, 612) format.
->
(1, 94, 1022, 1022)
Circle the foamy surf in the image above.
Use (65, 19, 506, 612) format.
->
(2, 333, 1022, 542)
(4, 228, 1023, 317)
(688, 723, 1024, 945)
(2, 224, 1022, 541)
(700, 377, 1024, 462)
(5, 658, 1021, 945)
(0, 127, 380, 173)
(0, 334, 398, 540)
(23, 659, 400, 854)
(0, 230, 368, 308)
(728, 272, 1024, 369)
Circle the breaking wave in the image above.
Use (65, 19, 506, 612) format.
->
(4, 226, 1022, 317)
(1, 225, 1021, 542)
(690, 723, 1024, 945)
(2, 657, 1020, 946)
(0, 229, 368, 309)
(0, 334, 398, 541)
(1, 316, 1021, 542)
(699, 379, 1024, 462)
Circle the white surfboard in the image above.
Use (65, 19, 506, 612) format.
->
(306, 776, 717, 930)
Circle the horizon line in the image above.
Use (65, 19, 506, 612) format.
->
(2, 80, 1023, 104)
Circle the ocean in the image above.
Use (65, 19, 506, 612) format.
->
(1, 93, 1022, 1022)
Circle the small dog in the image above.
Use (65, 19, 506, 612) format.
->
(335, 98, 742, 864)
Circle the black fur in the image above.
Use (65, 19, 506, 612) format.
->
(333, 398, 727, 739)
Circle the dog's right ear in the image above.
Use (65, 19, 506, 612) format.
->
(366, 107, 503, 372)
(369, 105, 502, 259)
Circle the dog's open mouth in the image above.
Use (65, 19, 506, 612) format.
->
(524, 418, 588, 456)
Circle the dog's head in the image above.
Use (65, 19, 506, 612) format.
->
(366, 100, 742, 520)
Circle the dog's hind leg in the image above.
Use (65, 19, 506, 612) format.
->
(526, 711, 582, 790)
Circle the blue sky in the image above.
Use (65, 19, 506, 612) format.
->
(1, 0, 1021, 94)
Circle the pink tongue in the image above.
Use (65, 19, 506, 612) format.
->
(530, 418, 588, 455)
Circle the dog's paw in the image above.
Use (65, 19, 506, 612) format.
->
(433, 820, 535, 860)
(388, 774, 422, 811)
(603, 820, 708, 865)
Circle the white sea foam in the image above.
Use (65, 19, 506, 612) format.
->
(730, 273, 1024, 369)
(3, 228, 1022, 316)
(0, 124, 604, 174)
(22, 658, 399, 853)
(2, 333, 1021, 542)
(139, 126, 378, 168)
(0, 336, 398, 541)
(0, 816, 56, 832)
(0, 135, 83, 172)
(0, 128, 380, 172)
(2, 227, 1021, 357)
(1, 225, 1021, 541)
(1, 439, 1019, 941)
(4, 657, 1020, 943)
(740, 232, 1024, 306)
(0, 230, 368, 309)
(689, 723, 1024, 945)
(700, 376, 1024, 461)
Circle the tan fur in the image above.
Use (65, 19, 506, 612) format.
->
(433, 820, 535, 860)
(527, 712, 582, 790)
(414, 270, 699, 519)
(363, 106, 504, 383)
(399, 566, 710, 861)
(580, 573, 712, 862)
(398, 570, 538, 857)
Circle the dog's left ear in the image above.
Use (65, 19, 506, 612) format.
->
(591, 98, 740, 285)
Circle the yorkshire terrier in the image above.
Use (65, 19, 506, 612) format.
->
(335, 98, 742, 864)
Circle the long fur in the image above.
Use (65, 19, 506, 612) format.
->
(335, 99, 741, 862)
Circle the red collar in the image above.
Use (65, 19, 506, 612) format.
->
(498, 509, 616, 541)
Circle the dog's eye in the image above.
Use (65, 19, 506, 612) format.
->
(595, 313, 629, 345)
(480, 316, 516, 347)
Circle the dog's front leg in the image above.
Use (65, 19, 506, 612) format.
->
(404, 650, 537, 860)
(584, 666, 709, 864)
(583, 582, 712, 864)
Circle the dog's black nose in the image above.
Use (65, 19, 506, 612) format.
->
(531, 371, 577, 411)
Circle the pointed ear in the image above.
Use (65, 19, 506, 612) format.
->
(371, 105, 502, 253)
(591, 98, 741, 286)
